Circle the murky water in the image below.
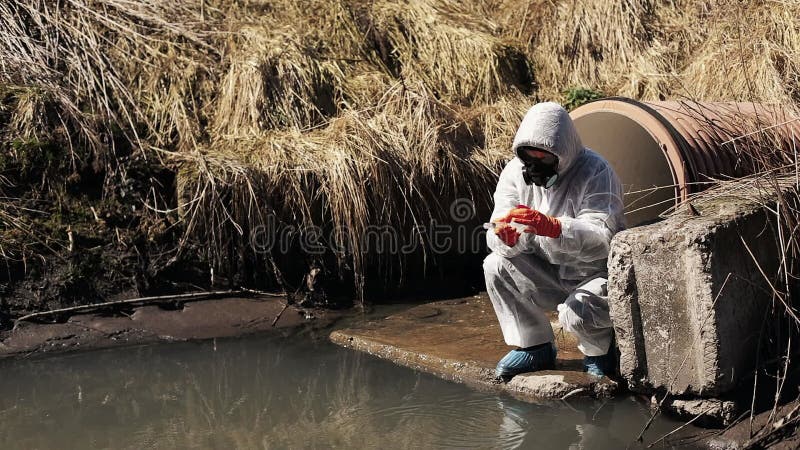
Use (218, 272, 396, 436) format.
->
(0, 334, 702, 449)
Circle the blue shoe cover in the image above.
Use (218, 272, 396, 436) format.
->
(495, 343, 556, 379)
(584, 353, 614, 378)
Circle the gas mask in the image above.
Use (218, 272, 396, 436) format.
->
(520, 151, 559, 188)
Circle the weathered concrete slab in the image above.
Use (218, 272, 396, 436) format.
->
(608, 180, 787, 397)
(330, 293, 616, 401)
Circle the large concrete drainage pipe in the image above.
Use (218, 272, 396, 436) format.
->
(569, 98, 800, 226)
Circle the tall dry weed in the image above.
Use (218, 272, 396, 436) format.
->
(365, 0, 535, 103)
(178, 82, 529, 295)
(2, 0, 800, 305)
(0, 0, 215, 157)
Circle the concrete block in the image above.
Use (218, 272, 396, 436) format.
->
(608, 182, 784, 396)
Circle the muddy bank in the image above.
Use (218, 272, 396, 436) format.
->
(0, 296, 339, 358)
(707, 401, 800, 450)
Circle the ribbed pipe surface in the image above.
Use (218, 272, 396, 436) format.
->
(570, 98, 800, 225)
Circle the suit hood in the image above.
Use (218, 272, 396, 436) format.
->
(512, 102, 584, 175)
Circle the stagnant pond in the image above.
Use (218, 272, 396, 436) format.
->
(0, 333, 701, 449)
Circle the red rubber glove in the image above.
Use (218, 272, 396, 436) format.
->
(497, 204, 562, 238)
(494, 222, 519, 247)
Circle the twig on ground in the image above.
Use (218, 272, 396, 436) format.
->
(745, 399, 800, 449)
(240, 287, 286, 298)
(12, 290, 252, 329)
(560, 388, 586, 401)
(751, 307, 771, 437)
(271, 301, 290, 327)
(647, 406, 717, 448)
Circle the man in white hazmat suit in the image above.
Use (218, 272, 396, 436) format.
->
(484, 102, 625, 380)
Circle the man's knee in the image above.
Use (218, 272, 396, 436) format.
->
(482, 252, 506, 280)
(559, 287, 612, 332)
(558, 295, 585, 331)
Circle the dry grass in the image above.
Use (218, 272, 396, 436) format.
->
(365, 0, 534, 103)
(212, 26, 347, 135)
(527, 0, 659, 99)
(177, 83, 528, 294)
(1, 0, 800, 303)
(676, 0, 800, 104)
(0, 0, 215, 156)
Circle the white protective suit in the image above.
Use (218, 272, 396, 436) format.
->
(483, 102, 625, 356)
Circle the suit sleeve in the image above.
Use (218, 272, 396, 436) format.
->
(486, 161, 535, 257)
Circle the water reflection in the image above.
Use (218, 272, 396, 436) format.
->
(0, 336, 697, 449)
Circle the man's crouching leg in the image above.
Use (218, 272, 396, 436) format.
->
(557, 277, 615, 377)
(483, 252, 565, 381)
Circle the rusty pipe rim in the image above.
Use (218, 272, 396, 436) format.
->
(569, 97, 692, 203)
(570, 97, 800, 205)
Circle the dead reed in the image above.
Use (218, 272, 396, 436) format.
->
(1, 0, 799, 307)
(177, 83, 528, 295)
(0, 0, 216, 156)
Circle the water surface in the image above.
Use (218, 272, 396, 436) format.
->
(0, 334, 701, 449)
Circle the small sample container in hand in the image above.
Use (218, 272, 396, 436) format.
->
(483, 221, 528, 232)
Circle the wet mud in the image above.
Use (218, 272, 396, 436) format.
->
(0, 297, 336, 358)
